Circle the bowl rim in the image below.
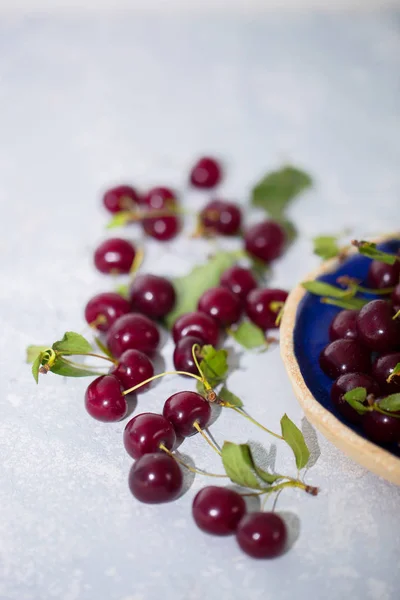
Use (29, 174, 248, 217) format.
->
(280, 239, 400, 486)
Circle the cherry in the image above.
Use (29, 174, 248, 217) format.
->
(172, 311, 219, 346)
(362, 408, 400, 444)
(331, 373, 380, 424)
(245, 288, 288, 330)
(220, 265, 257, 302)
(142, 215, 180, 241)
(192, 486, 246, 535)
(356, 299, 400, 352)
(367, 256, 400, 290)
(163, 391, 211, 437)
(198, 286, 242, 326)
(199, 200, 241, 236)
(85, 374, 127, 422)
(173, 336, 204, 375)
(329, 309, 359, 342)
(319, 339, 371, 379)
(236, 512, 287, 559)
(244, 221, 286, 263)
(129, 274, 176, 319)
(124, 413, 176, 459)
(106, 313, 160, 358)
(392, 283, 400, 313)
(142, 186, 177, 210)
(109, 349, 154, 392)
(372, 352, 400, 394)
(94, 238, 136, 274)
(190, 157, 221, 189)
(128, 453, 183, 504)
(102, 185, 140, 214)
(84, 292, 131, 332)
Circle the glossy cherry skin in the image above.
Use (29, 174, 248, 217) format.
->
(84, 292, 131, 332)
(102, 185, 140, 213)
(173, 336, 204, 375)
(163, 391, 211, 437)
(85, 375, 127, 422)
(244, 221, 286, 263)
(372, 352, 400, 394)
(199, 200, 242, 236)
(220, 265, 257, 302)
(142, 215, 180, 241)
(172, 311, 220, 346)
(392, 283, 400, 313)
(109, 349, 154, 392)
(329, 309, 359, 342)
(106, 313, 160, 358)
(190, 157, 222, 189)
(198, 286, 242, 326)
(94, 238, 136, 274)
(367, 257, 400, 290)
(129, 274, 176, 319)
(128, 453, 183, 504)
(356, 299, 400, 352)
(245, 288, 288, 330)
(362, 409, 400, 444)
(192, 486, 246, 535)
(236, 512, 287, 559)
(319, 339, 371, 379)
(142, 186, 177, 210)
(123, 413, 176, 459)
(331, 373, 380, 424)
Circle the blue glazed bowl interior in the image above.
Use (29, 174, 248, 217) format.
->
(294, 240, 400, 458)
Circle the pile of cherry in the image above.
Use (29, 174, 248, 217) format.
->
(319, 256, 400, 445)
(83, 156, 291, 559)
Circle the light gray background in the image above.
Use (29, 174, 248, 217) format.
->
(1, 8, 400, 600)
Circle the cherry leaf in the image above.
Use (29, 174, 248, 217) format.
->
(280, 414, 310, 470)
(115, 283, 129, 299)
(343, 387, 367, 403)
(52, 332, 93, 355)
(320, 297, 367, 310)
(378, 393, 400, 412)
(313, 235, 340, 260)
(106, 211, 134, 229)
(228, 320, 267, 350)
(26, 345, 48, 363)
(353, 241, 398, 265)
(195, 345, 229, 393)
(251, 165, 312, 219)
(94, 337, 114, 359)
(218, 385, 243, 408)
(221, 442, 261, 490)
(31, 353, 42, 384)
(50, 357, 101, 378)
(301, 280, 350, 299)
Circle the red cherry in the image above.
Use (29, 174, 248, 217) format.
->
(84, 375, 127, 422)
(142, 187, 177, 210)
(198, 286, 242, 326)
(124, 413, 176, 459)
(106, 313, 160, 358)
(199, 200, 242, 236)
(173, 336, 204, 375)
(102, 185, 140, 214)
(163, 391, 211, 437)
(220, 265, 257, 302)
(244, 221, 286, 263)
(245, 288, 288, 330)
(236, 512, 287, 559)
(128, 453, 183, 504)
(94, 238, 136, 274)
(172, 311, 219, 346)
(109, 349, 154, 392)
(142, 216, 180, 241)
(190, 157, 222, 189)
(192, 486, 246, 535)
(129, 274, 176, 319)
(84, 292, 131, 332)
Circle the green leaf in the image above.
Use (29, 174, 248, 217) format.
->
(378, 394, 400, 412)
(251, 165, 312, 219)
(31, 353, 42, 384)
(302, 280, 350, 299)
(221, 442, 261, 489)
(164, 251, 241, 328)
(228, 320, 267, 350)
(106, 211, 134, 229)
(280, 414, 310, 470)
(52, 332, 93, 355)
(313, 235, 340, 260)
(94, 337, 114, 359)
(280, 218, 298, 244)
(320, 297, 367, 310)
(50, 357, 101, 378)
(218, 385, 243, 408)
(253, 465, 281, 484)
(354, 242, 398, 265)
(198, 345, 229, 388)
(343, 387, 367, 403)
(26, 345, 48, 363)
(115, 283, 129, 299)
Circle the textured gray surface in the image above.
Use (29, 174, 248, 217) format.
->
(1, 12, 400, 600)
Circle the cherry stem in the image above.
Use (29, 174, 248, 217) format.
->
(393, 309, 400, 320)
(241, 479, 318, 497)
(228, 406, 284, 440)
(61, 357, 108, 372)
(336, 276, 395, 295)
(191, 344, 212, 391)
(372, 404, 400, 419)
(193, 422, 222, 456)
(122, 370, 204, 396)
(159, 444, 227, 478)
(63, 351, 116, 364)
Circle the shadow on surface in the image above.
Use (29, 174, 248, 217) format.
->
(302, 417, 321, 469)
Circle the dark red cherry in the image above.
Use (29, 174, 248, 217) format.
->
(106, 313, 160, 358)
(220, 265, 257, 302)
(245, 288, 288, 330)
(356, 299, 400, 352)
(244, 221, 286, 263)
(123, 413, 176, 459)
(319, 339, 371, 379)
(391, 283, 400, 313)
(109, 349, 154, 392)
(367, 256, 400, 290)
(84, 292, 131, 332)
(128, 453, 183, 504)
(173, 336, 204, 375)
(362, 408, 400, 444)
(84, 375, 127, 422)
(192, 486, 246, 535)
(331, 373, 380, 424)
(329, 309, 359, 341)
(199, 200, 242, 236)
(102, 185, 140, 214)
(163, 391, 211, 437)
(142, 187, 177, 210)
(129, 274, 176, 319)
(142, 215, 180, 241)
(236, 512, 287, 559)
(198, 286, 242, 326)
(172, 311, 219, 346)
(94, 238, 136, 274)
(190, 157, 222, 189)
(372, 352, 400, 394)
